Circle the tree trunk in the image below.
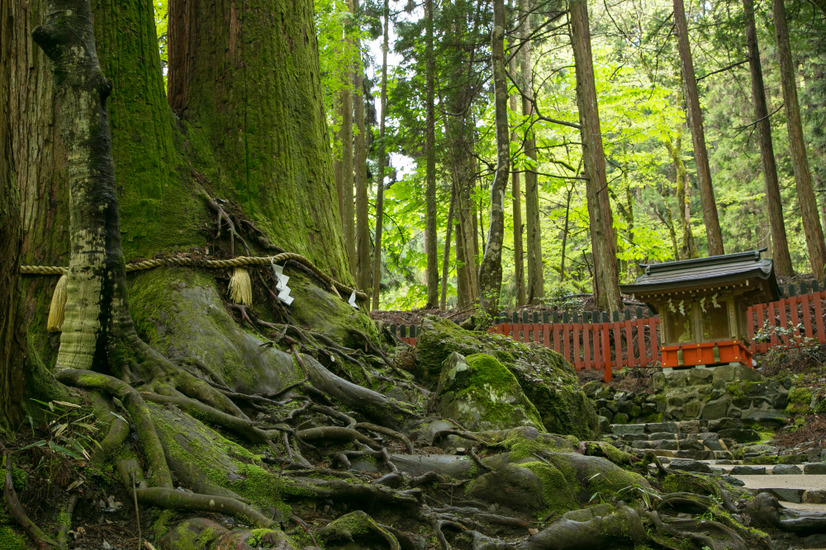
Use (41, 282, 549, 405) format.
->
(665, 133, 698, 259)
(371, 0, 389, 311)
(510, 58, 526, 308)
(32, 0, 136, 372)
(0, 0, 25, 431)
(773, 0, 826, 279)
(353, 0, 370, 293)
(673, 0, 724, 257)
(425, 0, 439, 308)
(167, 0, 351, 276)
(744, 0, 793, 276)
(569, 0, 621, 314)
(478, 0, 510, 313)
(519, 0, 544, 305)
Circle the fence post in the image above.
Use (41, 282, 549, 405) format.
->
(602, 324, 612, 382)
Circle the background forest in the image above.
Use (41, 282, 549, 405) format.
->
(272, 0, 826, 312)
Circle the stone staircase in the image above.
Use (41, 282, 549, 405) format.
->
(607, 419, 735, 460)
(607, 420, 826, 508)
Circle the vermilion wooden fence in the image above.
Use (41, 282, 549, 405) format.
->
(392, 290, 826, 382)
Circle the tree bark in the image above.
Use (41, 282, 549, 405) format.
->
(744, 0, 793, 276)
(425, 0, 439, 308)
(569, 0, 621, 314)
(32, 0, 135, 371)
(665, 132, 698, 260)
(510, 58, 526, 308)
(519, 0, 544, 305)
(673, 0, 724, 257)
(167, 0, 351, 279)
(0, 0, 25, 431)
(371, 0, 389, 311)
(354, 0, 370, 294)
(478, 0, 510, 313)
(773, 0, 826, 279)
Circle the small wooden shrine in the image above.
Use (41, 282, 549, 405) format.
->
(620, 250, 779, 369)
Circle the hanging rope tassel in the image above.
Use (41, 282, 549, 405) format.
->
(47, 274, 68, 332)
(228, 267, 253, 306)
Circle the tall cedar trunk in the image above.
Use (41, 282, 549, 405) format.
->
(166, 0, 350, 278)
(665, 133, 698, 259)
(673, 0, 724, 257)
(371, 0, 389, 311)
(0, 0, 25, 431)
(745, 0, 793, 276)
(519, 0, 544, 305)
(773, 0, 826, 279)
(11, 0, 70, 366)
(340, 89, 356, 276)
(425, 0, 439, 308)
(33, 0, 136, 372)
(354, 0, 370, 293)
(444, 0, 479, 308)
(478, 0, 509, 313)
(569, 0, 621, 314)
(510, 58, 526, 308)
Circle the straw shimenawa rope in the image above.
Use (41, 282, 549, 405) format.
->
(20, 253, 368, 302)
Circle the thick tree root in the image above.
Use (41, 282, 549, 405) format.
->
(88, 392, 130, 465)
(56, 369, 173, 488)
(134, 487, 275, 528)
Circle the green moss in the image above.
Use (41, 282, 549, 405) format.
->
(517, 461, 578, 518)
(496, 429, 575, 462)
(0, 526, 26, 550)
(150, 509, 176, 540)
(785, 387, 813, 415)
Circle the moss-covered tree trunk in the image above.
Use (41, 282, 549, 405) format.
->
(167, 0, 350, 278)
(353, 0, 370, 293)
(371, 0, 389, 311)
(744, 0, 793, 276)
(31, 0, 137, 372)
(570, 0, 621, 314)
(772, 0, 826, 279)
(478, 0, 510, 313)
(424, 0, 439, 308)
(519, 0, 544, 305)
(0, 0, 25, 432)
(673, 0, 724, 257)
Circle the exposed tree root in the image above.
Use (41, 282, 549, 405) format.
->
(55, 369, 173, 488)
(134, 487, 275, 528)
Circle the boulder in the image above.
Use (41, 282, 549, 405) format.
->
(433, 353, 544, 432)
(417, 317, 599, 438)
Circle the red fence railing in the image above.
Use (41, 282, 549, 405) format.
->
(392, 290, 826, 382)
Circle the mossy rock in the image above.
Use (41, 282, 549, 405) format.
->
(319, 510, 398, 549)
(486, 426, 577, 461)
(433, 353, 544, 431)
(416, 317, 599, 438)
(0, 525, 26, 550)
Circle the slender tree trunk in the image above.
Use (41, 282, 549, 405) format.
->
(340, 67, 356, 277)
(665, 133, 698, 259)
(569, 0, 621, 314)
(440, 188, 456, 310)
(773, 0, 826, 279)
(560, 184, 572, 281)
(33, 0, 136, 372)
(673, 0, 724, 256)
(425, 0, 439, 308)
(354, 0, 370, 293)
(0, 0, 25, 431)
(744, 0, 793, 276)
(519, 0, 544, 305)
(510, 58, 526, 308)
(478, 0, 510, 313)
(371, 0, 389, 311)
